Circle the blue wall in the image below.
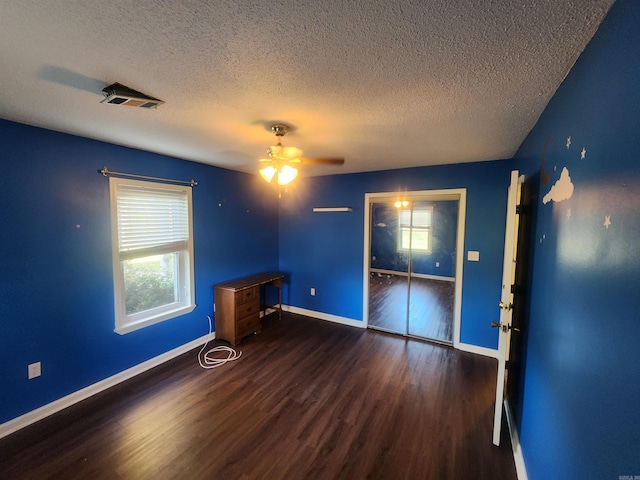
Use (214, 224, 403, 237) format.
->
(513, 0, 640, 478)
(278, 159, 520, 349)
(0, 120, 279, 424)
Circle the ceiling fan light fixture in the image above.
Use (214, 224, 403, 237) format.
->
(268, 144, 302, 160)
(268, 144, 283, 157)
(259, 165, 277, 183)
(277, 165, 298, 185)
(257, 123, 343, 194)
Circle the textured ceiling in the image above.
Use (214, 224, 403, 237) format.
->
(0, 0, 614, 177)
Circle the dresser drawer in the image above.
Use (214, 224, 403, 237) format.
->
(235, 299, 259, 319)
(236, 286, 259, 305)
(237, 314, 261, 337)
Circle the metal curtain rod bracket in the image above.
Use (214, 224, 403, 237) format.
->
(99, 166, 198, 187)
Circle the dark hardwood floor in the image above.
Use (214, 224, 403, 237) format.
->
(369, 273, 455, 343)
(0, 313, 516, 480)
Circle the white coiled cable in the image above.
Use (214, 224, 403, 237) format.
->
(198, 315, 242, 369)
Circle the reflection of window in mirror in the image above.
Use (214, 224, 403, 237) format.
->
(397, 206, 433, 254)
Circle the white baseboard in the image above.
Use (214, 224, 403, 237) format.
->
(282, 305, 366, 329)
(0, 332, 214, 440)
(505, 399, 528, 480)
(457, 342, 499, 359)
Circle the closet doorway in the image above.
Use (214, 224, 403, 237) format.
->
(363, 190, 466, 346)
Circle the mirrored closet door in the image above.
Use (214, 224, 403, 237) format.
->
(368, 196, 459, 344)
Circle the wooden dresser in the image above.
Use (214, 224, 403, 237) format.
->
(213, 272, 284, 346)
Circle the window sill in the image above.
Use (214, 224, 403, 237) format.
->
(115, 304, 196, 335)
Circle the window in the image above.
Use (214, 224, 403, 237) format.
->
(110, 177, 195, 334)
(398, 206, 433, 253)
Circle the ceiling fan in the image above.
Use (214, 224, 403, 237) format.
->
(258, 123, 344, 190)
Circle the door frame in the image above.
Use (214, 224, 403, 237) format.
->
(362, 189, 467, 348)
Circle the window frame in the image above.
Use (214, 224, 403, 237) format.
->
(109, 177, 195, 334)
(397, 206, 433, 254)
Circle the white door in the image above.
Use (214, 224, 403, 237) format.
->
(492, 170, 524, 446)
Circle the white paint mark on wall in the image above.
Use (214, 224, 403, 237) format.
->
(543, 167, 574, 204)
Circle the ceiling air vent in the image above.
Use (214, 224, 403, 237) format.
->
(100, 83, 164, 108)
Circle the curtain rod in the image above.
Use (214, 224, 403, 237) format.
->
(100, 166, 198, 187)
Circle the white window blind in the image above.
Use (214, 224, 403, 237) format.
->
(116, 185, 189, 259)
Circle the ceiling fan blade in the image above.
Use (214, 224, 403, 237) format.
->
(300, 157, 345, 165)
(282, 146, 303, 159)
(269, 145, 304, 159)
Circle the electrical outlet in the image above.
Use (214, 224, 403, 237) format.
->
(468, 251, 480, 262)
(435, 262, 440, 267)
(28, 362, 41, 379)
(310, 288, 316, 296)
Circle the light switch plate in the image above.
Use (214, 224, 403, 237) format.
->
(468, 251, 480, 261)
(28, 362, 41, 379)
